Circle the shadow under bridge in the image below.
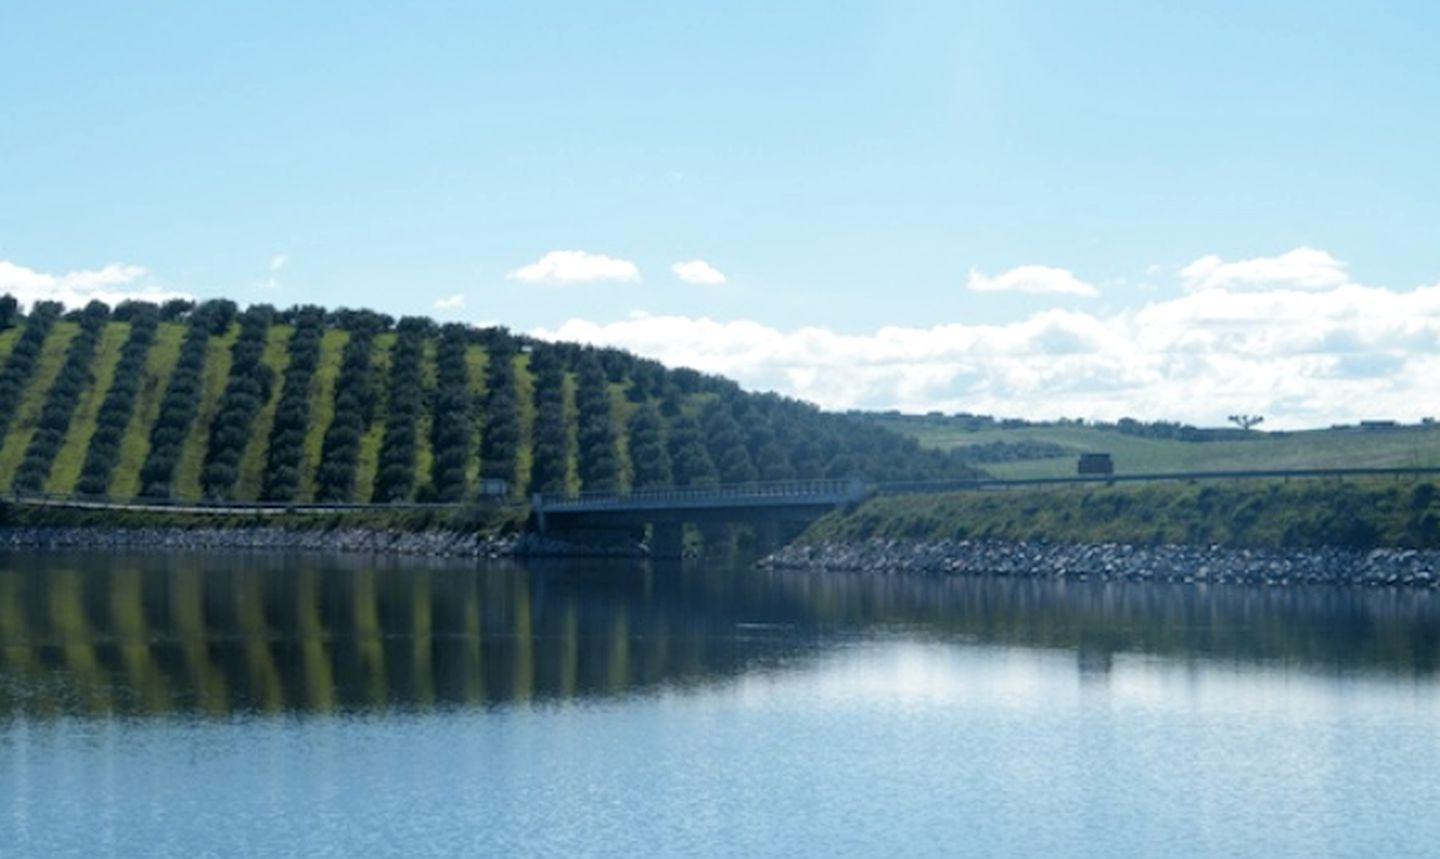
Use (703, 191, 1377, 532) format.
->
(533, 479, 866, 558)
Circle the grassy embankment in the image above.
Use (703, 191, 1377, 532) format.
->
(0, 499, 530, 536)
(878, 418, 1440, 479)
(0, 323, 81, 489)
(806, 478, 1440, 550)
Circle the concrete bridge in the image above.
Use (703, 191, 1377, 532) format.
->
(533, 479, 867, 558)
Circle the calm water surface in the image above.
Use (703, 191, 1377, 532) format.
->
(2, 550, 1439, 857)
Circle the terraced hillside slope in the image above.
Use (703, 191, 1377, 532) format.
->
(870, 413, 1440, 479)
(0, 296, 978, 503)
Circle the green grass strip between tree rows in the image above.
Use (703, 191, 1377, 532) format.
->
(0, 323, 80, 491)
(110, 322, 185, 499)
(172, 325, 240, 501)
(234, 324, 294, 500)
(353, 332, 394, 502)
(463, 343, 488, 494)
(46, 322, 131, 494)
(297, 328, 348, 502)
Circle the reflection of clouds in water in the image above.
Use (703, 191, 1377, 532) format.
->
(737, 642, 1078, 711)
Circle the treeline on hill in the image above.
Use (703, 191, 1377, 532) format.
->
(875, 410, 1272, 442)
(0, 293, 982, 503)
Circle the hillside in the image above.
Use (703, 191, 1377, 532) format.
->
(0, 297, 979, 503)
(870, 413, 1440, 478)
(802, 478, 1440, 550)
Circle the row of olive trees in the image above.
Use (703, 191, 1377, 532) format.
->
(314, 316, 383, 502)
(479, 330, 521, 490)
(199, 306, 276, 499)
(137, 301, 238, 498)
(527, 345, 569, 496)
(75, 306, 161, 495)
(12, 302, 112, 492)
(575, 352, 619, 492)
(259, 307, 326, 501)
(371, 317, 430, 502)
(429, 323, 473, 501)
(0, 301, 62, 442)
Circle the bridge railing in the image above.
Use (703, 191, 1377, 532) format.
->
(535, 478, 866, 510)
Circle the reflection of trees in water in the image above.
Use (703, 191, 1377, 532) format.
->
(766, 570, 1440, 677)
(0, 553, 821, 719)
(1, 552, 1438, 720)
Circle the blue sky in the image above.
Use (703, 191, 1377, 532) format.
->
(4, 2, 1439, 426)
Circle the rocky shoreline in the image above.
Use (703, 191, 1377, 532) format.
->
(0, 526, 645, 559)
(759, 538, 1440, 588)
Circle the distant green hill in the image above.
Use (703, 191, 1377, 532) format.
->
(0, 296, 979, 503)
(870, 413, 1440, 478)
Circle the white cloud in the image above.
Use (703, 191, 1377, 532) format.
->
(967, 265, 1098, 297)
(533, 275, 1440, 428)
(507, 250, 640, 284)
(672, 259, 727, 286)
(0, 260, 191, 309)
(255, 253, 289, 291)
(434, 293, 466, 310)
(1180, 246, 1347, 292)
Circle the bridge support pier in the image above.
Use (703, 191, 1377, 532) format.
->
(752, 520, 783, 556)
(651, 522, 685, 559)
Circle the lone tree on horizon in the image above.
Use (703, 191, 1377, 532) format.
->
(1228, 414, 1264, 431)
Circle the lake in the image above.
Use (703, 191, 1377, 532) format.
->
(3, 550, 1439, 857)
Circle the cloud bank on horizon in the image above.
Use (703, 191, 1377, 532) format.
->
(0, 260, 190, 310)
(533, 248, 1440, 429)
(3, 248, 1435, 430)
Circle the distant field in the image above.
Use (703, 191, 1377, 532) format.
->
(874, 417, 1440, 479)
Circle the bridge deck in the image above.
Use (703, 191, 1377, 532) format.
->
(535, 479, 866, 515)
